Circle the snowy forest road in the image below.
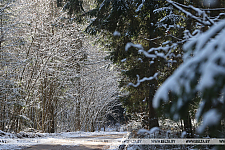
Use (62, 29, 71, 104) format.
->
(21, 144, 105, 150)
(14, 132, 128, 150)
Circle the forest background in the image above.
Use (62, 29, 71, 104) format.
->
(1, 0, 225, 144)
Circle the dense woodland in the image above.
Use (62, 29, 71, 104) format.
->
(0, 0, 122, 133)
(1, 0, 225, 144)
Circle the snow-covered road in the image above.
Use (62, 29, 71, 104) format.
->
(0, 131, 128, 150)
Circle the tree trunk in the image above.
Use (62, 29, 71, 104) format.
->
(148, 82, 159, 129)
(91, 120, 95, 132)
(147, 1, 159, 129)
(76, 63, 81, 131)
(183, 113, 193, 138)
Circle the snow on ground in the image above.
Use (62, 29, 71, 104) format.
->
(0, 130, 128, 150)
(58, 130, 128, 138)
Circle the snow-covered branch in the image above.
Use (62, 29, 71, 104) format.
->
(128, 73, 159, 87)
(153, 18, 225, 133)
(167, 0, 214, 26)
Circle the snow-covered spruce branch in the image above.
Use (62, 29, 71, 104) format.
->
(167, 0, 214, 26)
(125, 42, 144, 52)
(213, 13, 225, 22)
(128, 73, 159, 87)
(144, 37, 161, 41)
(125, 42, 163, 58)
(153, 18, 225, 134)
(126, 42, 175, 60)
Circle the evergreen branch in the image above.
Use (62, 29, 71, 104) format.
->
(167, 0, 214, 26)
